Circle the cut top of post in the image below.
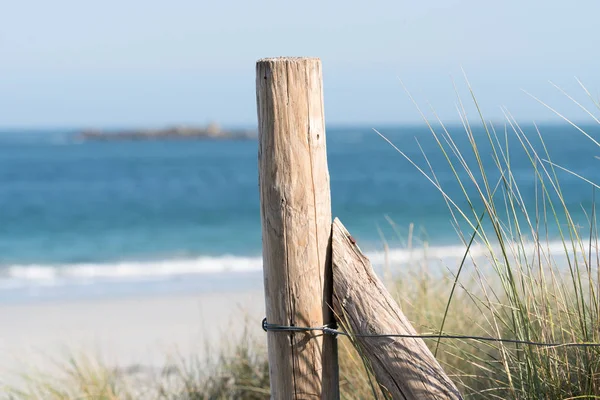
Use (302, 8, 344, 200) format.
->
(257, 56, 320, 63)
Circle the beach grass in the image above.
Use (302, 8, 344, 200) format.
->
(4, 81, 600, 399)
(372, 78, 600, 398)
(0, 331, 377, 399)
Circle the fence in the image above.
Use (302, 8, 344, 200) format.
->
(256, 56, 460, 399)
(255, 57, 600, 399)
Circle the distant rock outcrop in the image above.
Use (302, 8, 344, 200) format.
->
(76, 123, 257, 141)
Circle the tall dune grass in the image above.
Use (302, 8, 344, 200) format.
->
(374, 78, 600, 398)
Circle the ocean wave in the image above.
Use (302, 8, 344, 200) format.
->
(0, 240, 582, 290)
(368, 239, 576, 266)
(0, 255, 263, 289)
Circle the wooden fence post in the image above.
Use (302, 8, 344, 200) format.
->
(331, 218, 462, 399)
(256, 57, 339, 399)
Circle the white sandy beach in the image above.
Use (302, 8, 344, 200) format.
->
(0, 289, 266, 381)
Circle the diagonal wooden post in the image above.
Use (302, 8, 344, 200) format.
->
(256, 57, 339, 399)
(331, 218, 462, 399)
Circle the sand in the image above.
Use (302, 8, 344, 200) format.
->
(0, 289, 266, 380)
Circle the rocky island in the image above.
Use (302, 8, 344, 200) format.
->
(76, 123, 256, 141)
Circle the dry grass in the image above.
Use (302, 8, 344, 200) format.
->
(3, 257, 600, 399)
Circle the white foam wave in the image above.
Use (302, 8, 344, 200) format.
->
(367, 243, 490, 266)
(0, 239, 583, 290)
(0, 255, 263, 288)
(367, 239, 584, 272)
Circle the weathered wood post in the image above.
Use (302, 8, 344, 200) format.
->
(256, 57, 339, 398)
(331, 218, 462, 399)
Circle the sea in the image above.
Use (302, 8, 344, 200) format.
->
(1, 124, 598, 303)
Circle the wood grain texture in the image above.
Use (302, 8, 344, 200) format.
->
(256, 57, 339, 399)
(331, 218, 462, 400)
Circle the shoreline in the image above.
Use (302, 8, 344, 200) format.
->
(0, 288, 266, 381)
(0, 270, 265, 304)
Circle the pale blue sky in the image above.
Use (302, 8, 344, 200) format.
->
(1, 0, 599, 128)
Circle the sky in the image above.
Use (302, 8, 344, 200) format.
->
(1, 0, 599, 128)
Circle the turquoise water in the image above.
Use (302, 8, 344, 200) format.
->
(0, 124, 598, 301)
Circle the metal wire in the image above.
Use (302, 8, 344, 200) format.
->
(262, 318, 600, 348)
